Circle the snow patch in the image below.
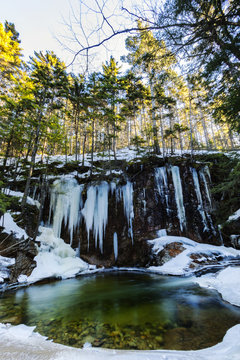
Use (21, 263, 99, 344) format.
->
(194, 266, 240, 307)
(0, 212, 28, 240)
(0, 322, 240, 360)
(228, 208, 240, 222)
(148, 235, 240, 275)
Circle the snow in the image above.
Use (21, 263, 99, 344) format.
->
(20, 226, 95, 284)
(148, 235, 240, 275)
(227, 208, 240, 222)
(0, 212, 28, 240)
(0, 322, 240, 360)
(2, 188, 40, 208)
(0, 255, 15, 283)
(194, 266, 240, 307)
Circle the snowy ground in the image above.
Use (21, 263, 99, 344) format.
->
(1, 147, 239, 170)
(0, 322, 239, 360)
(0, 211, 28, 240)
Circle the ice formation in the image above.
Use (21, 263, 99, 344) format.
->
(191, 168, 208, 231)
(121, 181, 134, 243)
(199, 167, 212, 208)
(49, 178, 83, 245)
(113, 232, 118, 261)
(20, 226, 91, 284)
(155, 167, 169, 210)
(170, 166, 186, 231)
(82, 182, 109, 253)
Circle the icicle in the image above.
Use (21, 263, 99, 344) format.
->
(110, 182, 117, 196)
(113, 232, 118, 261)
(199, 167, 212, 208)
(171, 166, 186, 232)
(191, 168, 208, 231)
(121, 181, 134, 243)
(81, 186, 97, 251)
(93, 182, 109, 254)
(155, 167, 170, 210)
(49, 178, 83, 245)
(81, 182, 109, 253)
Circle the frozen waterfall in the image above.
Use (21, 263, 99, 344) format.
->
(155, 167, 169, 210)
(121, 181, 134, 243)
(191, 168, 208, 231)
(49, 178, 83, 245)
(81, 182, 109, 253)
(171, 166, 186, 232)
(113, 232, 118, 261)
(199, 167, 212, 208)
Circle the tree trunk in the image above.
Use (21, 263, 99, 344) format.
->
(149, 80, 160, 154)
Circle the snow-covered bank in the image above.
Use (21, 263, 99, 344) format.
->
(0, 212, 28, 240)
(18, 227, 96, 284)
(0, 323, 240, 360)
(0, 255, 15, 283)
(147, 235, 240, 275)
(194, 266, 240, 307)
(1, 188, 40, 208)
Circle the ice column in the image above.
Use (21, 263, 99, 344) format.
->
(81, 182, 109, 253)
(191, 168, 208, 231)
(171, 166, 186, 232)
(121, 181, 134, 243)
(113, 232, 118, 261)
(49, 178, 83, 245)
(155, 167, 169, 210)
(199, 167, 212, 208)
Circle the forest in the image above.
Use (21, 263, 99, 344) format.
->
(0, 1, 240, 358)
(1, 1, 239, 172)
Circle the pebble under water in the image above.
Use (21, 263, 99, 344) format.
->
(1, 272, 240, 350)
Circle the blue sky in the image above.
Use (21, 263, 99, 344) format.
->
(0, 0, 130, 72)
(0, 0, 74, 63)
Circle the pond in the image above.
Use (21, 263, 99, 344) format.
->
(0, 271, 240, 350)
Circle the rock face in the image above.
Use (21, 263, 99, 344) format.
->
(0, 231, 37, 283)
(41, 159, 221, 267)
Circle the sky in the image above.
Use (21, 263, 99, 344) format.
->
(0, 0, 132, 73)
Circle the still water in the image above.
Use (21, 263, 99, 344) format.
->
(0, 272, 240, 350)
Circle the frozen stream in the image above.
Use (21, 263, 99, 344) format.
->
(1, 272, 240, 351)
